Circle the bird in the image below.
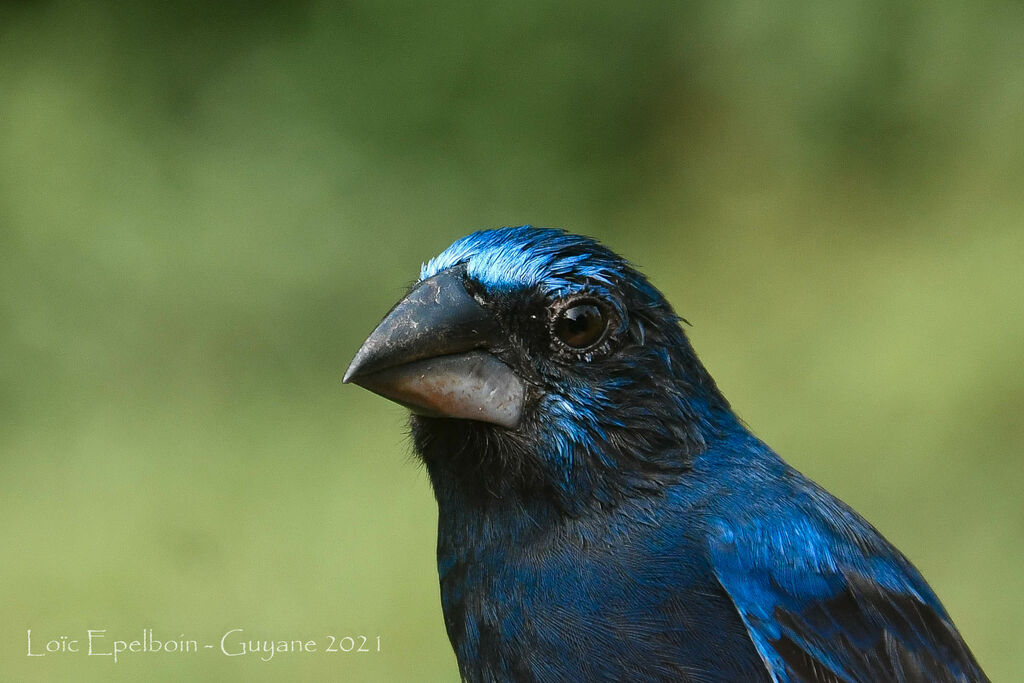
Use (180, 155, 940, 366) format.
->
(344, 226, 987, 682)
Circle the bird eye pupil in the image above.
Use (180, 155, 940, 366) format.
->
(555, 303, 606, 349)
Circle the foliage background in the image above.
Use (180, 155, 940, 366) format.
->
(2, 1, 1021, 680)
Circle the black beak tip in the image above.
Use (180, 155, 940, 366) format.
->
(344, 336, 388, 384)
(343, 354, 366, 384)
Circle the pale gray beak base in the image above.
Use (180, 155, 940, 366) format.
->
(349, 351, 525, 429)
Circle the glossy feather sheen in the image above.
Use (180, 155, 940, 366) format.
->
(403, 227, 986, 682)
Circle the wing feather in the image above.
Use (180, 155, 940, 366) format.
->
(710, 513, 987, 683)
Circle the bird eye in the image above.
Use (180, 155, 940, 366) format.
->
(554, 302, 607, 349)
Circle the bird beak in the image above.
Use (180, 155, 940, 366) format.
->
(343, 266, 526, 429)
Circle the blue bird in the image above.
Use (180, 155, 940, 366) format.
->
(344, 226, 987, 682)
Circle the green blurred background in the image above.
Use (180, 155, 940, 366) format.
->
(2, 1, 1021, 680)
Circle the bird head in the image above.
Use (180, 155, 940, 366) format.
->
(345, 227, 733, 513)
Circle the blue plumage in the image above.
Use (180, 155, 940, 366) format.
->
(351, 226, 987, 682)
